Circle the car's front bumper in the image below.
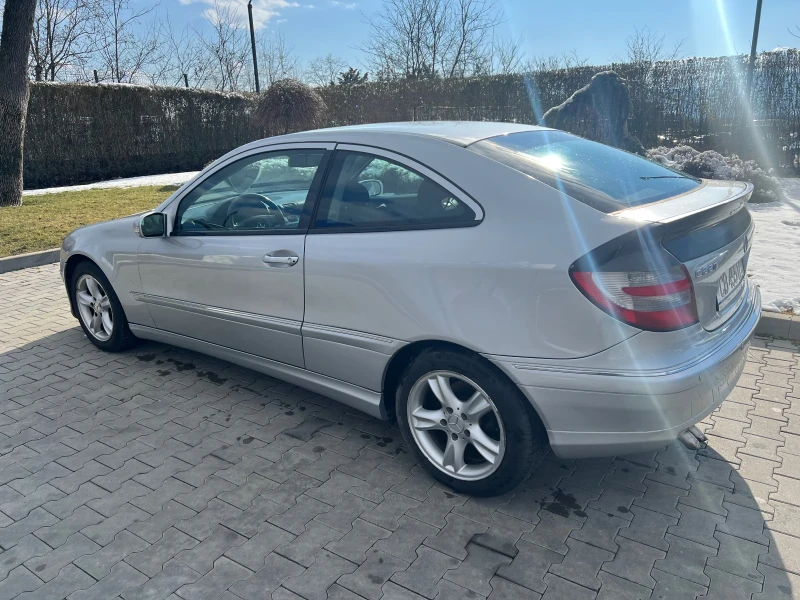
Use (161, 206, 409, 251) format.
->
(488, 283, 761, 459)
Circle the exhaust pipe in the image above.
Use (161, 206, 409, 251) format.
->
(688, 425, 707, 442)
(678, 429, 704, 450)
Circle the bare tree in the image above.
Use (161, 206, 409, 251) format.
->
(29, 0, 96, 81)
(198, 1, 250, 91)
(0, 0, 38, 206)
(625, 26, 685, 65)
(306, 53, 346, 86)
(158, 14, 212, 88)
(258, 29, 300, 87)
(491, 34, 524, 75)
(523, 49, 588, 73)
(361, 0, 501, 80)
(94, 0, 161, 83)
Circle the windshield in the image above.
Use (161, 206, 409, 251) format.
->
(469, 130, 701, 213)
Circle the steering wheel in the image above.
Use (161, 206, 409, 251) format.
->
(223, 193, 286, 228)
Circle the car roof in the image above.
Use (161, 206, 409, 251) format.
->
(264, 121, 549, 148)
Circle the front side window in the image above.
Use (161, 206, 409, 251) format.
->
(469, 131, 701, 213)
(313, 151, 476, 230)
(175, 149, 326, 233)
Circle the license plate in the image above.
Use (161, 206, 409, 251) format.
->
(716, 258, 745, 305)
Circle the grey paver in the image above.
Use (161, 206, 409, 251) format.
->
(228, 552, 305, 600)
(1, 267, 796, 600)
(127, 527, 199, 577)
(16, 564, 94, 600)
(283, 549, 357, 600)
(496, 539, 562, 594)
(74, 529, 151, 579)
(325, 517, 391, 564)
(390, 545, 460, 598)
(654, 533, 716, 586)
(0, 535, 51, 580)
(596, 571, 652, 600)
(127, 499, 197, 543)
(549, 537, 613, 591)
(703, 566, 763, 600)
(0, 566, 43, 598)
(224, 521, 295, 571)
(275, 520, 344, 567)
(121, 558, 201, 600)
(374, 515, 439, 563)
(540, 573, 596, 600)
(617, 504, 676, 551)
(520, 508, 581, 554)
(0, 508, 59, 549)
(570, 507, 630, 553)
(650, 568, 707, 600)
(423, 512, 487, 560)
(25, 532, 99, 581)
(339, 548, 410, 600)
(69, 561, 148, 600)
(601, 536, 665, 589)
(175, 525, 246, 574)
(706, 531, 767, 583)
(174, 556, 252, 600)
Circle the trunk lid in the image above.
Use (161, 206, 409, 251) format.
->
(615, 180, 755, 331)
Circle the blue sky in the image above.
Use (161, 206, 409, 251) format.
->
(169, 0, 800, 69)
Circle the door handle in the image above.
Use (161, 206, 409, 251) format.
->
(263, 254, 299, 266)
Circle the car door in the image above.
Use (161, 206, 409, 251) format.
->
(302, 146, 484, 390)
(137, 143, 333, 368)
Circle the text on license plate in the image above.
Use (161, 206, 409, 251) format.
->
(716, 258, 745, 305)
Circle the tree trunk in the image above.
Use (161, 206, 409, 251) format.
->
(0, 0, 38, 207)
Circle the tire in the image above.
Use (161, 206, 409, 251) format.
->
(396, 348, 548, 496)
(71, 261, 137, 352)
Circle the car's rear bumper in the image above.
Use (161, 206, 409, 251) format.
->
(488, 283, 761, 458)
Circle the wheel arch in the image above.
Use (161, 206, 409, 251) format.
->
(64, 253, 97, 317)
(380, 339, 547, 432)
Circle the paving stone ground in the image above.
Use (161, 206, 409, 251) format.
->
(1, 264, 799, 600)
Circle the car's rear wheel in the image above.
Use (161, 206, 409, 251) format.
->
(72, 261, 136, 352)
(396, 348, 548, 496)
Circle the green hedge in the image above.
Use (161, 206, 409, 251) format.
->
(24, 51, 800, 188)
(24, 83, 259, 188)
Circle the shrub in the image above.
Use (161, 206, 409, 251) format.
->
(647, 145, 783, 203)
(254, 79, 327, 136)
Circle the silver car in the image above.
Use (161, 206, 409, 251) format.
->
(61, 122, 760, 495)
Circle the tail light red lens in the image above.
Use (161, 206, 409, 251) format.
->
(571, 266, 698, 331)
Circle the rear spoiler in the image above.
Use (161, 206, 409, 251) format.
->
(612, 180, 753, 224)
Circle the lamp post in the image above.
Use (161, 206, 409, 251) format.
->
(248, 0, 260, 93)
(745, 0, 763, 102)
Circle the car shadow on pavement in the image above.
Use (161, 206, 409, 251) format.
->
(0, 324, 795, 599)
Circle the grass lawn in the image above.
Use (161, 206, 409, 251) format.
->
(0, 185, 177, 257)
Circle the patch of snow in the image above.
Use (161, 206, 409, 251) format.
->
(748, 179, 800, 315)
(23, 171, 199, 196)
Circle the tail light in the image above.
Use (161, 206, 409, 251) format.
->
(569, 230, 699, 332)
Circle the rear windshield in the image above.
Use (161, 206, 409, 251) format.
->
(469, 130, 701, 213)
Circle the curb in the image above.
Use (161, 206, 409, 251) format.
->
(0, 250, 798, 343)
(0, 248, 60, 274)
(756, 311, 800, 342)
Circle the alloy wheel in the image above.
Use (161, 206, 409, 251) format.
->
(407, 370, 506, 481)
(76, 274, 114, 342)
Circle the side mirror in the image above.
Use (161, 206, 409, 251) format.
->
(136, 213, 166, 237)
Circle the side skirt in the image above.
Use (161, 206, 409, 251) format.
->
(129, 324, 386, 420)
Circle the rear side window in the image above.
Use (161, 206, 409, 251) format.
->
(469, 131, 700, 213)
(313, 151, 477, 230)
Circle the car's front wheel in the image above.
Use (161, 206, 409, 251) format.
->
(72, 261, 136, 352)
(396, 348, 548, 496)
